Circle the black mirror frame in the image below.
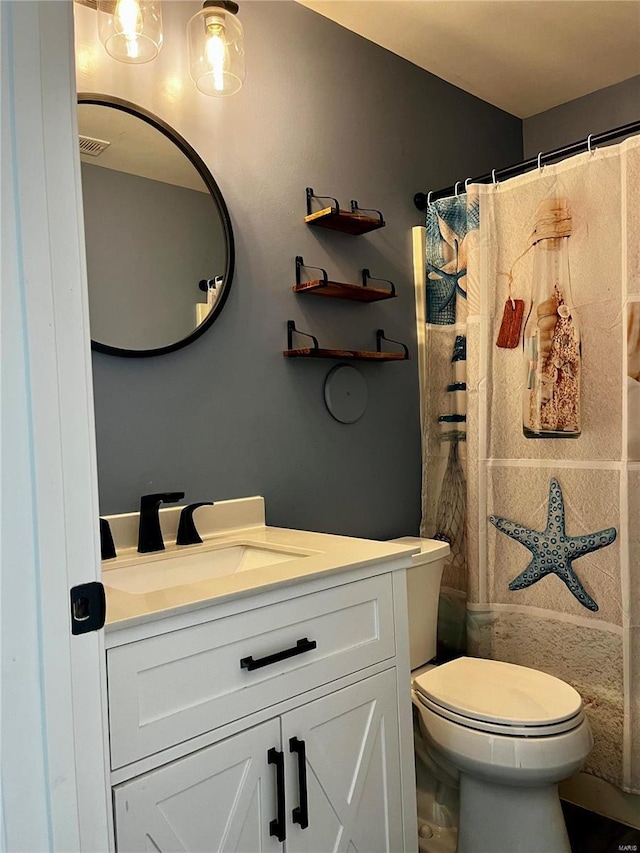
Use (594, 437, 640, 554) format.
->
(78, 93, 235, 358)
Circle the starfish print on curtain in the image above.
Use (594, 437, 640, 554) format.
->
(489, 478, 616, 612)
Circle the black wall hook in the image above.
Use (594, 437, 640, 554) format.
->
(306, 187, 339, 216)
(295, 256, 328, 287)
(376, 329, 409, 359)
(287, 320, 319, 351)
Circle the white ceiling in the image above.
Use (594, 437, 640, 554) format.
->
(296, 0, 640, 118)
(77, 101, 209, 192)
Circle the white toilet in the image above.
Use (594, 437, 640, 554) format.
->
(395, 537, 593, 853)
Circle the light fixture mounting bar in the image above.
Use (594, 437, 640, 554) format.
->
(203, 0, 239, 14)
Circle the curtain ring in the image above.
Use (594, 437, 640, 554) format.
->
(492, 169, 498, 184)
(465, 177, 471, 191)
(537, 152, 543, 171)
(426, 191, 433, 206)
(587, 134, 595, 154)
(454, 181, 461, 197)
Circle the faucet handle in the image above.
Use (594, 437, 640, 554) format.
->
(139, 492, 185, 512)
(138, 492, 185, 553)
(100, 517, 116, 560)
(177, 502, 214, 546)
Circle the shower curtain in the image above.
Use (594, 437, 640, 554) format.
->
(420, 134, 640, 793)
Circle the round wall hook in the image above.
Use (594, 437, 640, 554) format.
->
(454, 181, 461, 197)
(324, 364, 368, 424)
(537, 152, 543, 170)
(587, 134, 595, 153)
(492, 169, 498, 184)
(465, 177, 471, 191)
(427, 191, 433, 206)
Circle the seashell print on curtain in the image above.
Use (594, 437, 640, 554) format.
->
(419, 135, 640, 794)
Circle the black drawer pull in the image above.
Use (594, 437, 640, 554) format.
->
(268, 747, 286, 843)
(290, 737, 309, 829)
(240, 638, 317, 672)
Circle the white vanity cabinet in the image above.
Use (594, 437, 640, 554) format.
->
(114, 670, 402, 852)
(105, 562, 416, 853)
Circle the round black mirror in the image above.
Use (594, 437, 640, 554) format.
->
(78, 94, 234, 357)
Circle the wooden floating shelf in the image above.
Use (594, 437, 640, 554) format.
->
(292, 279, 395, 302)
(304, 207, 385, 236)
(294, 258, 396, 302)
(284, 348, 407, 361)
(284, 321, 409, 363)
(304, 189, 385, 236)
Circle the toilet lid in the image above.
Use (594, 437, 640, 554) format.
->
(413, 657, 583, 727)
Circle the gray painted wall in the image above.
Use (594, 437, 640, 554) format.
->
(82, 163, 226, 351)
(524, 75, 640, 158)
(84, 1, 522, 538)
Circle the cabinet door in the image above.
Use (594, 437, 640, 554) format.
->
(113, 719, 282, 853)
(283, 669, 403, 853)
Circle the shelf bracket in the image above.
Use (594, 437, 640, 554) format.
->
(376, 329, 409, 359)
(287, 320, 319, 351)
(306, 187, 339, 216)
(350, 200, 384, 226)
(296, 255, 329, 287)
(362, 268, 395, 297)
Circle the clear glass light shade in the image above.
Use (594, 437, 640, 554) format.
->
(187, 5, 245, 97)
(97, 0, 163, 64)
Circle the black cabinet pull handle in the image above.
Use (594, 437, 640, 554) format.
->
(268, 747, 286, 843)
(240, 638, 317, 672)
(289, 737, 309, 830)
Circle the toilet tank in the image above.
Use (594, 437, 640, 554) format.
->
(391, 537, 450, 670)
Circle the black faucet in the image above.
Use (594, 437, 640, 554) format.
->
(137, 492, 185, 553)
(100, 517, 117, 560)
(177, 502, 214, 545)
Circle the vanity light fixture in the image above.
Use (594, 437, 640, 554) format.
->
(187, 0, 245, 97)
(96, 0, 163, 64)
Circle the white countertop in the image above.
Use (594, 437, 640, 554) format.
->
(102, 523, 418, 631)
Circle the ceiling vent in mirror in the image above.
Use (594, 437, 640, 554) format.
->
(79, 135, 111, 157)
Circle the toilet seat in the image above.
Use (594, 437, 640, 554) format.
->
(414, 691, 584, 737)
(413, 656, 584, 737)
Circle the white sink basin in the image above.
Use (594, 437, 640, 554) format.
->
(103, 543, 310, 594)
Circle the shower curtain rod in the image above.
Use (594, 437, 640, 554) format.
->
(414, 120, 640, 211)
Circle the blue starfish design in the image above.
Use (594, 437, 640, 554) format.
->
(489, 478, 616, 612)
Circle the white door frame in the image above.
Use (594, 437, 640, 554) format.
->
(1, 1, 111, 849)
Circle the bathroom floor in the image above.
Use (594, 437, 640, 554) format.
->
(562, 801, 640, 853)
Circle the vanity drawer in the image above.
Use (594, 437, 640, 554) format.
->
(107, 573, 395, 769)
